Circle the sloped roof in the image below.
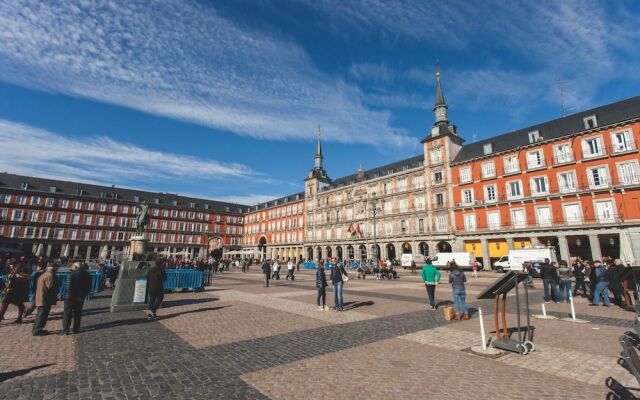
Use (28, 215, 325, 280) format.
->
(0, 172, 247, 214)
(452, 96, 640, 165)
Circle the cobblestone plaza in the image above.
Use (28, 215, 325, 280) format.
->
(0, 269, 636, 399)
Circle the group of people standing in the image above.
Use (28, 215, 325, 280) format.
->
(538, 257, 627, 307)
(0, 257, 91, 336)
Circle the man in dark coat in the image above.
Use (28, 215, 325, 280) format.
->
(60, 262, 92, 335)
(32, 263, 60, 336)
(146, 260, 167, 319)
(262, 259, 271, 287)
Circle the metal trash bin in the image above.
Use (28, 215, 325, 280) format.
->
(110, 261, 151, 312)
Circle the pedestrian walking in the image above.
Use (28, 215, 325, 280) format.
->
(330, 261, 348, 311)
(272, 260, 281, 280)
(471, 260, 479, 278)
(591, 261, 610, 306)
(262, 259, 271, 287)
(421, 259, 441, 310)
(557, 262, 572, 303)
(448, 262, 469, 320)
(316, 261, 327, 311)
(23, 259, 47, 318)
(32, 263, 60, 336)
(540, 258, 558, 303)
(0, 259, 30, 323)
(146, 260, 167, 320)
(286, 260, 295, 280)
(61, 262, 92, 334)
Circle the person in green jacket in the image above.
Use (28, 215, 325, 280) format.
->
(421, 261, 441, 310)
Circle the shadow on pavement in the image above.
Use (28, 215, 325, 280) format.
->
(343, 301, 374, 310)
(0, 363, 55, 383)
(161, 297, 219, 308)
(159, 305, 229, 319)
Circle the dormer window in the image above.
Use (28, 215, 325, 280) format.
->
(133, 196, 140, 202)
(528, 130, 540, 143)
(154, 198, 160, 204)
(172, 200, 178, 206)
(204, 203, 209, 209)
(483, 143, 493, 155)
(21, 183, 29, 190)
(189, 202, 195, 208)
(49, 186, 57, 193)
(583, 115, 597, 129)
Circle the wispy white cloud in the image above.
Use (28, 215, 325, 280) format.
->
(0, 119, 259, 188)
(307, 0, 640, 116)
(0, 0, 415, 148)
(214, 194, 285, 206)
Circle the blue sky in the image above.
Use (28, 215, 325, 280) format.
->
(1, 0, 639, 205)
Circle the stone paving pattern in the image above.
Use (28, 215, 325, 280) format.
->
(0, 269, 637, 399)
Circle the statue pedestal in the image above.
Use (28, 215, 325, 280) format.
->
(128, 236, 148, 261)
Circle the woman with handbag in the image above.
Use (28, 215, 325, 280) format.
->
(330, 261, 348, 311)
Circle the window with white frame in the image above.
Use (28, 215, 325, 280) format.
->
(582, 136, 604, 158)
(430, 148, 442, 164)
(484, 185, 497, 203)
(55, 228, 64, 239)
(433, 171, 443, 185)
(481, 161, 496, 178)
(385, 221, 392, 235)
(397, 178, 407, 192)
(30, 196, 40, 206)
(563, 203, 582, 225)
(69, 229, 77, 240)
(28, 211, 38, 222)
(557, 171, 577, 193)
(45, 197, 55, 207)
(384, 201, 392, 215)
(528, 130, 540, 143)
(435, 193, 444, 207)
(413, 175, 424, 189)
(12, 210, 23, 221)
(0, 194, 10, 204)
(535, 206, 552, 227)
(0, 208, 7, 219)
(583, 115, 597, 129)
(459, 166, 472, 183)
(436, 214, 448, 232)
(612, 130, 634, 152)
(506, 180, 523, 199)
(530, 176, 549, 195)
(511, 209, 526, 228)
(595, 200, 615, 223)
(60, 199, 69, 208)
(39, 227, 49, 238)
(587, 166, 609, 188)
(504, 155, 520, 174)
(526, 150, 545, 169)
(398, 197, 407, 212)
(415, 195, 425, 210)
(10, 226, 20, 238)
(554, 143, 573, 164)
(72, 214, 80, 224)
(463, 214, 476, 231)
(487, 211, 501, 230)
(17, 195, 27, 205)
(25, 227, 35, 238)
(462, 189, 474, 205)
(619, 161, 640, 186)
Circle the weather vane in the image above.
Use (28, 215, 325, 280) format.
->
(316, 125, 321, 138)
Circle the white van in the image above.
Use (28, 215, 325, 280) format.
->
(493, 248, 557, 273)
(430, 252, 476, 270)
(401, 254, 427, 269)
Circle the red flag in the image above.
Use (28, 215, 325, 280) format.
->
(347, 224, 353, 233)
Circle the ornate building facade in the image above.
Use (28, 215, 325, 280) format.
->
(2, 74, 639, 266)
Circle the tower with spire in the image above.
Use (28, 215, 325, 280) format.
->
(305, 126, 331, 185)
(424, 70, 460, 140)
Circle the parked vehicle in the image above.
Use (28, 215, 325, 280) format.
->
(492, 248, 557, 273)
(430, 252, 476, 270)
(401, 254, 427, 269)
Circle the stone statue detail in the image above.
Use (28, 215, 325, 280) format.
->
(135, 203, 149, 236)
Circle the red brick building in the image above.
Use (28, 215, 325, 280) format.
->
(0, 173, 245, 260)
(242, 193, 305, 261)
(450, 97, 640, 268)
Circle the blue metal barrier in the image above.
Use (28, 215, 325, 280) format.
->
(303, 261, 317, 270)
(163, 269, 205, 292)
(1, 271, 105, 301)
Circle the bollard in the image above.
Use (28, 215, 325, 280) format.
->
(560, 292, 589, 323)
(532, 301, 558, 320)
(470, 306, 500, 355)
(479, 307, 487, 351)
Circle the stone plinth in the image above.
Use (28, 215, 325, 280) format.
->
(129, 236, 149, 260)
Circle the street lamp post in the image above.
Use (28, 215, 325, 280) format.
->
(371, 192, 379, 261)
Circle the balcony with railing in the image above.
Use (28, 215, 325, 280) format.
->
(460, 216, 626, 234)
(454, 175, 640, 210)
